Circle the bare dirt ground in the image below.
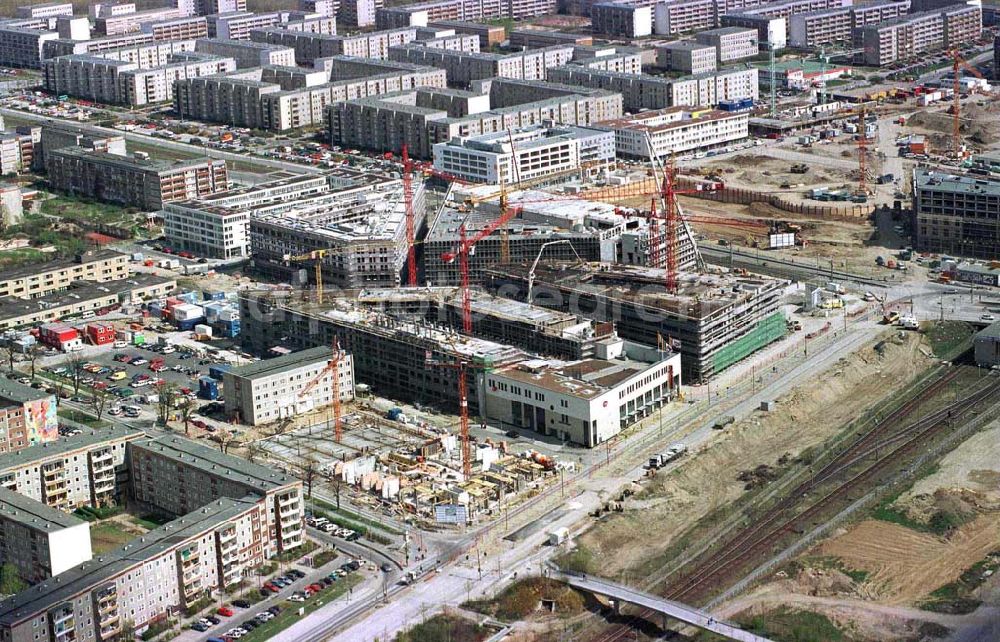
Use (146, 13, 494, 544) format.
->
(703, 153, 857, 203)
(907, 101, 1000, 151)
(569, 331, 934, 581)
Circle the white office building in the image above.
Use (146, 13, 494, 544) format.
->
(162, 201, 250, 259)
(432, 124, 615, 185)
(223, 346, 355, 426)
(483, 341, 681, 447)
(598, 107, 750, 159)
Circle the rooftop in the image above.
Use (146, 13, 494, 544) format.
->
(48, 146, 222, 173)
(497, 355, 657, 400)
(131, 435, 300, 492)
(0, 249, 125, 285)
(914, 168, 1000, 197)
(226, 346, 333, 380)
(0, 274, 177, 326)
(978, 320, 1000, 340)
(597, 106, 745, 134)
(0, 487, 83, 532)
(0, 497, 259, 627)
(0, 425, 143, 473)
(0, 378, 52, 404)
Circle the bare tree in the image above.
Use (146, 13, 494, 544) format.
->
(91, 387, 113, 423)
(67, 353, 86, 396)
(328, 470, 344, 511)
(215, 431, 237, 454)
(0, 344, 16, 373)
(178, 398, 195, 436)
(298, 457, 318, 499)
(155, 381, 178, 426)
(245, 439, 264, 464)
(26, 344, 43, 380)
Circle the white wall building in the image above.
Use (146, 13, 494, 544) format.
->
(223, 346, 356, 426)
(0, 488, 92, 583)
(598, 107, 749, 159)
(432, 124, 615, 185)
(162, 202, 250, 259)
(483, 341, 681, 447)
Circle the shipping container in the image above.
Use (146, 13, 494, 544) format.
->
(209, 364, 231, 381)
(202, 289, 226, 301)
(177, 318, 205, 332)
(198, 377, 219, 400)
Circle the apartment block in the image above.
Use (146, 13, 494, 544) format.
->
(0, 488, 92, 583)
(721, 12, 787, 48)
(729, 0, 852, 35)
(46, 149, 229, 211)
(695, 26, 758, 63)
(913, 168, 1000, 261)
(0, 426, 142, 511)
(174, 0, 246, 15)
(433, 124, 614, 184)
(547, 65, 759, 111)
(174, 57, 445, 131)
(0, 496, 270, 642)
(657, 42, 717, 73)
(484, 346, 681, 446)
(15, 3, 72, 20)
(858, 4, 980, 67)
(128, 435, 305, 554)
(162, 201, 250, 259)
(141, 16, 210, 41)
(43, 50, 236, 107)
(195, 37, 296, 67)
(427, 20, 505, 48)
(789, 1, 909, 48)
(339, 0, 377, 26)
(509, 29, 593, 48)
(223, 346, 355, 426)
(250, 26, 415, 63)
(0, 25, 59, 69)
(598, 106, 749, 158)
(329, 79, 623, 158)
(0, 249, 128, 300)
(301, 0, 338, 15)
(592, 3, 652, 38)
(41, 32, 159, 59)
(376, 0, 557, 28)
(653, 0, 717, 36)
(571, 45, 642, 73)
(388, 44, 575, 84)
(207, 11, 283, 39)
(279, 14, 338, 34)
(95, 7, 185, 36)
(0, 126, 38, 177)
(0, 380, 58, 455)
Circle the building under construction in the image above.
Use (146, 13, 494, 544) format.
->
(484, 262, 787, 382)
(423, 187, 698, 286)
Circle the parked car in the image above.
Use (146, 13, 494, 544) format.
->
(232, 599, 251, 609)
(217, 606, 233, 617)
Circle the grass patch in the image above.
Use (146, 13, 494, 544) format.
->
(311, 507, 394, 545)
(41, 196, 138, 225)
(921, 320, 974, 360)
(395, 612, 490, 642)
(130, 513, 171, 530)
(0, 247, 50, 269)
(140, 618, 176, 641)
(921, 551, 1000, 614)
(312, 548, 338, 568)
(272, 539, 319, 563)
(463, 577, 585, 621)
(311, 498, 402, 535)
(554, 545, 599, 575)
(57, 407, 110, 429)
(871, 482, 972, 536)
(738, 608, 854, 642)
(238, 574, 362, 642)
(73, 504, 123, 522)
(90, 522, 133, 554)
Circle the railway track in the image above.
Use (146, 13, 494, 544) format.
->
(588, 368, 998, 642)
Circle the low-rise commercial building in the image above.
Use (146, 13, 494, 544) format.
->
(484, 344, 682, 446)
(432, 124, 615, 184)
(913, 168, 1000, 261)
(656, 42, 717, 74)
(598, 106, 750, 159)
(223, 345, 355, 425)
(46, 148, 229, 211)
(0, 488, 92, 583)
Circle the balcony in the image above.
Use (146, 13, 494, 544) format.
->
(277, 494, 299, 508)
(91, 450, 113, 464)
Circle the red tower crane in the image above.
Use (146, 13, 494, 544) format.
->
(298, 337, 345, 442)
(658, 159, 720, 294)
(402, 145, 418, 287)
(425, 349, 472, 480)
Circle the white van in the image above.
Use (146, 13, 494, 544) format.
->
(81, 311, 95, 320)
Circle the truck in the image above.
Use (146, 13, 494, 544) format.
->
(648, 454, 664, 469)
(661, 443, 688, 463)
(790, 163, 809, 174)
(713, 415, 735, 430)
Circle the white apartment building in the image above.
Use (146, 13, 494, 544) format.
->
(223, 346, 356, 426)
(695, 26, 759, 63)
(599, 107, 750, 159)
(653, 0, 717, 36)
(592, 3, 652, 37)
(162, 201, 251, 259)
(657, 42, 717, 74)
(433, 124, 615, 184)
(194, 37, 296, 67)
(15, 3, 72, 20)
(0, 488, 92, 583)
(483, 342, 682, 447)
(206, 11, 283, 40)
(671, 67, 759, 107)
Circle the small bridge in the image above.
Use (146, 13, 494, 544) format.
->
(550, 570, 773, 642)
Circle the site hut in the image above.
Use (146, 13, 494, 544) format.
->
(222, 345, 356, 426)
(484, 340, 682, 447)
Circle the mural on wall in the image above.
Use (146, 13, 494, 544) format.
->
(25, 396, 58, 444)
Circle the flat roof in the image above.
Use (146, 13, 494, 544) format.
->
(498, 357, 651, 400)
(49, 146, 221, 173)
(978, 320, 1000, 340)
(131, 435, 299, 493)
(226, 345, 333, 380)
(0, 496, 259, 626)
(915, 168, 1000, 197)
(598, 107, 744, 134)
(0, 275, 176, 326)
(0, 486, 83, 532)
(0, 249, 125, 284)
(0, 378, 51, 404)
(0, 425, 143, 473)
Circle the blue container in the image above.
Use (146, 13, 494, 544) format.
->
(218, 319, 240, 338)
(387, 407, 403, 421)
(199, 377, 219, 400)
(178, 291, 200, 305)
(177, 317, 205, 332)
(202, 289, 226, 301)
(148, 302, 162, 316)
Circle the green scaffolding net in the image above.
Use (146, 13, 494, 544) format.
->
(711, 311, 787, 375)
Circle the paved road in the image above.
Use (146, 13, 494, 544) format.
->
(553, 571, 773, 642)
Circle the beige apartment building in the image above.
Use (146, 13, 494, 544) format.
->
(695, 26, 758, 63)
(859, 4, 980, 66)
(0, 250, 129, 300)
